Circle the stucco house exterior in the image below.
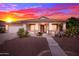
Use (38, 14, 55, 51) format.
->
(6, 16, 66, 35)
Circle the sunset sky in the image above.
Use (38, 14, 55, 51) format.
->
(0, 3, 79, 21)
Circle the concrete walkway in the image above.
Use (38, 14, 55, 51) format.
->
(0, 33, 17, 44)
(43, 34, 67, 56)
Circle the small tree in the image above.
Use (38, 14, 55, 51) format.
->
(66, 17, 78, 28)
(17, 28, 25, 38)
(17, 28, 29, 38)
(66, 17, 79, 36)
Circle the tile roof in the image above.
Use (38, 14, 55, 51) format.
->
(12, 16, 66, 24)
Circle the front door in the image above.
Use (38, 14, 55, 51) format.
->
(40, 25, 47, 33)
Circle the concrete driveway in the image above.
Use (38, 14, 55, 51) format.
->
(0, 33, 17, 44)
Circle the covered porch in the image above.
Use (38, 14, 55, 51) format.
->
(23, 22, 66, 36)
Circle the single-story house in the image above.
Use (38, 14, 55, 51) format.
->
(5, 16, 66, 35)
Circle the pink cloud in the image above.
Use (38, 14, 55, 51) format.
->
(1, 4, 79, 21)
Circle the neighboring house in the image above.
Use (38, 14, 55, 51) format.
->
(6, 16, 66, 35)
(0, 21, 6, 33)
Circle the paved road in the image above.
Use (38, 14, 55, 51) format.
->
(0, 33, 17, 44)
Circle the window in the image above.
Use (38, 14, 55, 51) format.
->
(30, 24, 35, 31)
(52, 24, 57, 31)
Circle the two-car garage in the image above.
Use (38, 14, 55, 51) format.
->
(7, 24, 24, 33)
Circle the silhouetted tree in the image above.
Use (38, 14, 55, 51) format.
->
(66, 17, 79, 35)
(66, 17, 79, 28)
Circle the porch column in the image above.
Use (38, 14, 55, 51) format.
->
(57, 24, 60, 33)
(63, 23, 66, 31)
(5, 24, 9, 32)
(48, 23, 52, 34)
(23, 24, 26, 30)
(35, 23, 39, 33)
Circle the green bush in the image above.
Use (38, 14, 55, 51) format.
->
(64, 27, 79, 37)
(17, 28, 25, 38)
(17, 28, 29, 38)
(55, 31, 65, 37)
(65, 17, 79, 37)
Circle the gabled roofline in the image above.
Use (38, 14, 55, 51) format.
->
(11, 16, 67, 24)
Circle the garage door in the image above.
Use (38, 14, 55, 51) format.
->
(8, 25, 23, 33)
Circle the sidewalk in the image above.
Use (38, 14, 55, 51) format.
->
(43, 34, 67, 56)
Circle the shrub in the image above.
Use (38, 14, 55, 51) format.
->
(65, 17, 79, 37)
(55, 31, 65, 37)
(37, 32, 43, 36)
(17, 28, 25, 38)
(65, 27, 79, 36)
(17, 28, 29, 38)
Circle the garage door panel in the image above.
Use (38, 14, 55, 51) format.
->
(8, 26, 23, 33)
